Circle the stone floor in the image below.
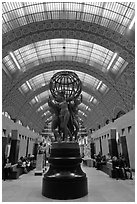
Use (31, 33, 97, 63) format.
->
(2, 165, 135, 202)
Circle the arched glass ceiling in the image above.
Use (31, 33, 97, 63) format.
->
(30, 90, 98, 107)
(2, 2, 135, 35)
(3, 39, 128, 75)
(19, 69, 109, 95)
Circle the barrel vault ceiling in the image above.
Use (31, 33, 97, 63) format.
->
(2, 2, 135, 133)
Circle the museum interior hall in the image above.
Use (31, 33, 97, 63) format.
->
(2, 1, 135, 202)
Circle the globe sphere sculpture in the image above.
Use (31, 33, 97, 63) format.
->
(49, 71, 82, 100)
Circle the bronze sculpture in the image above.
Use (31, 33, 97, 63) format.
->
(42, 71, 88, 199)
(48, 71, 82, 142)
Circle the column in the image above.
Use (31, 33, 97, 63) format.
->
(9, 130, 20, 164)
(108, 129, 118, 158)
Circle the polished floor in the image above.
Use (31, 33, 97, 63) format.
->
(2, 165, 135, 202)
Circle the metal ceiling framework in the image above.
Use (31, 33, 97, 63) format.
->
(2, 2, 135, 133)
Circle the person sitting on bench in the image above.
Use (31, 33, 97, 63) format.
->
(120, 155, 133, 180)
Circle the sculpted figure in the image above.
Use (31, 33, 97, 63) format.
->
(48, 71, 82, 142)
(48, 95, 61, 141)
(68, 94, 82, 141)
(56, 91, 73, 141)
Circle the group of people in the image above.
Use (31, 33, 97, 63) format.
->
(3, 157, 12, 181)
(94, 152, 108, 170)
(48, 91, 82, 141)
(3, 154, 36, 180)
(17, 154, 36, 174)
(112, 154, 133, 180)
(94, 152, 133, 180)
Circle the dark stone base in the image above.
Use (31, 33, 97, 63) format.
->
(42, 142, 88, 200)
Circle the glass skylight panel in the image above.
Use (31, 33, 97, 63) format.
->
(78, 110, 87, 117)
(126, 7, 134, 19)
(20, 83, 29, 93)
(29, 74, 45, 90)
(37, 90, 50, 102)
(29, 3, 44, 13)
(80, 103, 91, 112)
(3, 37, 127, 82)
(30, 98, 37, 105)
(65, 2, 82, 11)
(14, 50, 24, 65)
(41, 103, 48, 110)
(28, 72, 54, 90)
(2, 55, 17, 73)
(92, 98, 98, 105)
(80, 103, 87, 110)
(37, 103, 49, 112)
(43, 72, 55, 84)
(37, 107, 41, 112)
(100, 17, 109, 27)
(99, 83, 108, 94)
(79, 40, 92, 48)
(10, 38, 116, 73)
(86, 75, 99, 89)
(111, 57, 126, 74)
(77, 72, 98, 90)
(77, 46, 92, 59)
(42, 110, 50, 117)
(81, 91, 91, 102)
(3, 2, 135, 34)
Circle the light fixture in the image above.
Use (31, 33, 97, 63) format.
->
(129, 16, 135, 30)
(96, 81, 102, 90)
(107, 53, 117, 71)
(9, 52, 21, 70)
(35, 96, 39, 102)
(86, 106, 88, 110)
(89, 96, 94, 102)
(40, 106, 43, 110)
(26, 80, 32, 90)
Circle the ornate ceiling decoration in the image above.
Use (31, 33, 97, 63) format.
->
(2, 2, 135, 133)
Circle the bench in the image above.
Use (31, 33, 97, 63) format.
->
(82, 158, 94, 167)
(100, 162, 125, 179)
(9, 164, 24, 179)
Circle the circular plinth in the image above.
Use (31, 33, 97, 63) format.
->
(42, 142, 88, 200)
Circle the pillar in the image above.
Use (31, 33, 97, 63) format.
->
(108, 129, 118, 158)
(90, 140, 95, 158)
(9, 130, 20, 164)
(120, 136, 130, 166)
(33, 139, 39, 160)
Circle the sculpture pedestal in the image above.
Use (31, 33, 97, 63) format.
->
(35, 154, 44, 176)
(42, 142, 88, 200)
